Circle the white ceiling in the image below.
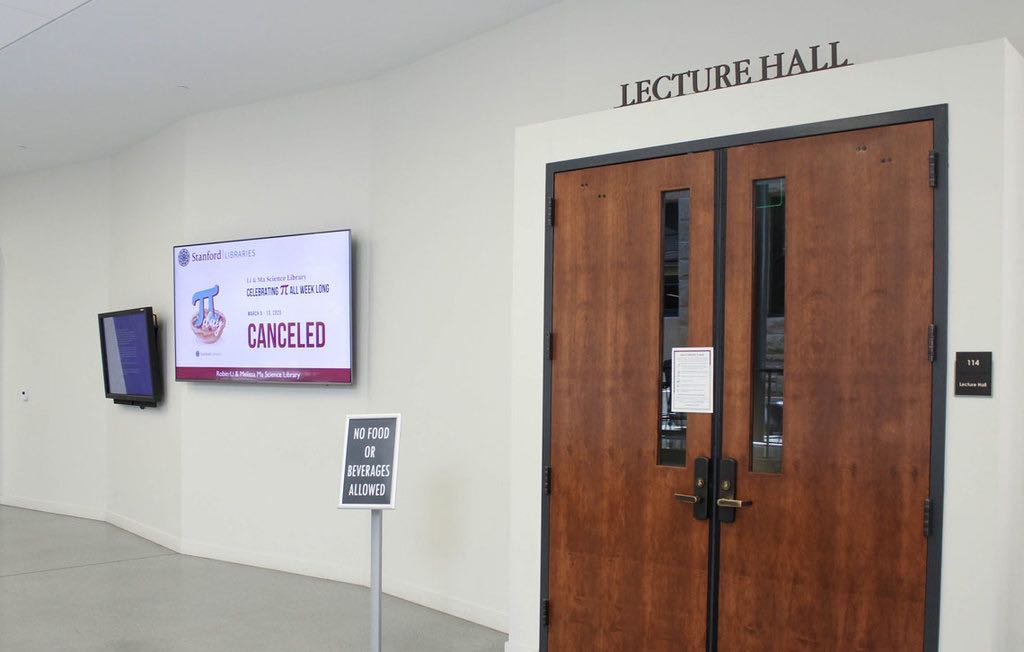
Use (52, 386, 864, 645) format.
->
(0, 1, 87, 49)
(0, 0, 558, 178)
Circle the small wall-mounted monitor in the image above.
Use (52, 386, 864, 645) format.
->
(98, 307, 163, 408)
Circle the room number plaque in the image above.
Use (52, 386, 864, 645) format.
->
(954, 351, 992, 397)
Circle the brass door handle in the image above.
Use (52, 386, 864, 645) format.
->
(716, 498, 752, 509)
(678, 457, 711, 521)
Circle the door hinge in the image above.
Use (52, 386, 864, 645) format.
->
(923, 498, 933, 538)
(546, 197, 555, 227)
(545, 332, 553, 360)
(928, 151, 938, 188)
(927, 323, 936, 363)
(541, 599, 551, 627)
(543, 466, 552, 495)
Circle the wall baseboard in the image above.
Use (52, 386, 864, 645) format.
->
(105, 510, 181, 552)
(180, 536, 508, 633)
(387, 577, 508, 634)
(179, 537, 366, 586)
(0, 494, 106, 521)
(2, 496, 509, 635)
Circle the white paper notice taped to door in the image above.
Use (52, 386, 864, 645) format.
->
(671, 347, 714, 414)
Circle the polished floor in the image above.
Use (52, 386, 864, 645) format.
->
(0, 506, 506, 651)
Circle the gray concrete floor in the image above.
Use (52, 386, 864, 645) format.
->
(0, 506, 506, 651)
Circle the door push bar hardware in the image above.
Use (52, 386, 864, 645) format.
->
(717, 458, 752, 523)
(673, 457, 710, 520)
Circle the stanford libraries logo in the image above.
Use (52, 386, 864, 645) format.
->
(177, 248, 190, 267)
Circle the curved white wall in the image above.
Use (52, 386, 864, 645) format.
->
(0, 0, 1021, 644)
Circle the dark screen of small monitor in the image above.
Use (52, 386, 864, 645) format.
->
(102, 313, 154, 397)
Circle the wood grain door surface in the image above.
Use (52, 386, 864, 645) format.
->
(545, 121, 934, 651)
(548, 152, 715, 651)
(718, 122, 934, 651)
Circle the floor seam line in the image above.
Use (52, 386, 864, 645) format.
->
(0, 552, 178, 578)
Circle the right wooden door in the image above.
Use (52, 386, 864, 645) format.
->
(717, 122, 934, 650)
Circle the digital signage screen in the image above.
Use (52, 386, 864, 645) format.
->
(98, 307, 162, 407)
(173, 230, 353, 384)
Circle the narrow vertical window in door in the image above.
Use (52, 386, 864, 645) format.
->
(752, 179, 785, 473)
(659, 190, 691, 466)
(548, 154, 714, 652)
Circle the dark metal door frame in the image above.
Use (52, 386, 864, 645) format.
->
(540, 105, 948, 652)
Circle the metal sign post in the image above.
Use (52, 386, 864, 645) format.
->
(370, 509, 383, 652)
(338, 414, 401, 652)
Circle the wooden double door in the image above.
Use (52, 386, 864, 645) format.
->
(544, 120, 939, 651)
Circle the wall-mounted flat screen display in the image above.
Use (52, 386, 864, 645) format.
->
(173, 230, 353, 384)
(98, 307, 163, 407)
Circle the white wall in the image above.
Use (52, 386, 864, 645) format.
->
(175, 83, 379, 588)
(557, 0, 1024, 116)
(0, 0, 1022, 645)
(996, 40, 1024, 650)
(0, 160, 110, 519)
(512, 40, 1024, 651)
(364, 7, 565, 621)
(105, 124, 187, 546)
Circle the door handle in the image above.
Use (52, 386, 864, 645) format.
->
(674, 456, 710, 520)
(716, 498, 752, 509)
(717, 458, 750, 523)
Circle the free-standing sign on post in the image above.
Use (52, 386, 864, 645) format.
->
(339, 414, 401, 652)
(339, 414, 401, 508)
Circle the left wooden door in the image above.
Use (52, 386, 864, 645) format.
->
(547, 152, 716, 651)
